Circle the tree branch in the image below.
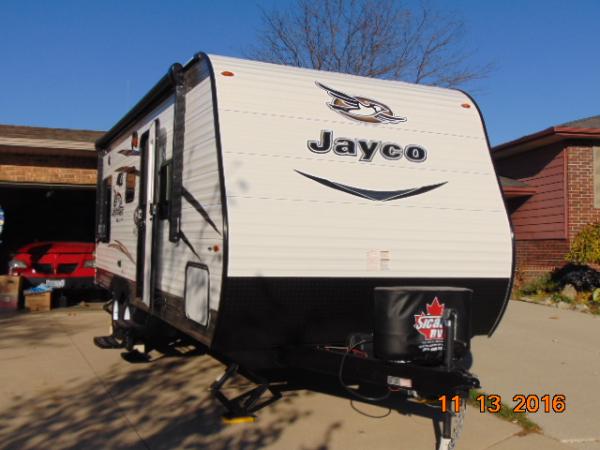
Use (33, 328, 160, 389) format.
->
(245, 0, 492, 88)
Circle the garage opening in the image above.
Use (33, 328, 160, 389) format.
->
(0, 184, 96, 274)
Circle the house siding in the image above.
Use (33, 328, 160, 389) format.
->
(496, 144, 566, 240)
(495, 144, 568, 283)
(494, 125, 600, 284)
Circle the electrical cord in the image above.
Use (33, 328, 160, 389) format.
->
(350, 399, 392, 418)
(338, 339, 391, 402)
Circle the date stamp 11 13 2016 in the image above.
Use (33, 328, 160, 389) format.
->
(438, 394, 566, 414)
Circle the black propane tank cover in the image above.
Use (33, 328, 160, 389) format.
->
(373, 287, 473, 362)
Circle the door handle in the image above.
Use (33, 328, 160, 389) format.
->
(134, 207, 144, 227)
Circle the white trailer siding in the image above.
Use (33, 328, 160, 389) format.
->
(96, 98, 175, 284)
(95, 60, 227, 344)
(157, 62, 224, 314)
(209, 55, 512, 280)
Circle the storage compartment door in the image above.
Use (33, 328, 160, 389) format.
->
(185, 263, 210, 326)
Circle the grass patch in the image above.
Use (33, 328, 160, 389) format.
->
(467, 389, 541, 434)
(550, 292, 573, 304)
(517, 273, 559, 298)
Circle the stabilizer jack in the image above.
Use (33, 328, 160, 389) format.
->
(211, 364, 282, 423)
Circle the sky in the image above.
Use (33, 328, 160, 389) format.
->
(1, 0, 599, 146)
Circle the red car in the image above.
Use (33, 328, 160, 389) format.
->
(8, 242, 96, 289)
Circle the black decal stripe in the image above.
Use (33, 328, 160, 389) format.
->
(108, 240, 135, 264)
(182, 187, 222, 236)
(179, 229, 202, 261)
(295, 170, 446, 202)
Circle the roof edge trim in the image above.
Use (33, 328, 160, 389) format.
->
(96, 62, 185, 150)
(494, 126, 600, 156)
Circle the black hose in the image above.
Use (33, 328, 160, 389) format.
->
(338, 339, 391, 402)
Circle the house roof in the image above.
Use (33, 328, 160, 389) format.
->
(560, 115, 600, 128)
(493, 115, 600, 160)
(498, 176, 530, 188)
(0, 124, 104, 152)
(498, 176, 536, 198)
(0, 124, 104, 142)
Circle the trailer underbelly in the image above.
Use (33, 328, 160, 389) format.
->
(211, 276, 510, 360)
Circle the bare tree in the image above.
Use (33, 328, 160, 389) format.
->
(247, 0, 491, 87)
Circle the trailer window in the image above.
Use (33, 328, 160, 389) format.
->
(97, 176, 112, 242)
(125, 171, 136, 203)
(158, 160, 172, 220)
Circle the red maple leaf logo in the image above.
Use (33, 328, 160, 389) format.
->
(426, 297, 444, 316)
(414, 297, 445, 340)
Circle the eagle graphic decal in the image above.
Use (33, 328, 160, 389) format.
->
(316, 82, 407, 124)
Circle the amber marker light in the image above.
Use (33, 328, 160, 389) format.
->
(221, 71, 235, 77)
(213, 244, 220, 252)
(461, 103, 471, 109)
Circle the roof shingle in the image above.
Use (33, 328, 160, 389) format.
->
(0, 124, 104, 143)
(559, 115, 600, 129)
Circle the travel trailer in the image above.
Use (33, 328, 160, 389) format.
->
(93, 52, 514, 449)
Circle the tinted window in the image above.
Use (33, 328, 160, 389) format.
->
(98, 176, 112, 242)
(159, 160, 172, 220)
(125, 171, 136, 203)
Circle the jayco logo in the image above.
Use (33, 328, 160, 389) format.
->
(308, 82, 427, 163)
(307, 130, 427, 162)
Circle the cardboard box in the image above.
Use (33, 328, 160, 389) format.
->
(0, 276, 21, 312)
(25, 292, 53, 312)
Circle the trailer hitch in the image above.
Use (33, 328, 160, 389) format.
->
(439, 308, 466, 450)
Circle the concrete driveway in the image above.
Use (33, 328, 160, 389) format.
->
(0, 303, 579, 450)
(472, 300, 600, 449)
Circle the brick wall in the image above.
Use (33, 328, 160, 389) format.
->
(566, 144, 600, 241)
(0, 151, 96, 186)
(514, 238, 570, 283)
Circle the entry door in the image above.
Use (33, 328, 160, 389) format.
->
(136, 122, 157, 307)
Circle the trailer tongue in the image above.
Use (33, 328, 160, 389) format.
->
(206, 286, 478, 450)
(284, 344, 480, 398)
